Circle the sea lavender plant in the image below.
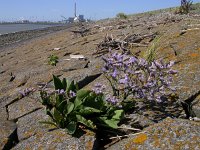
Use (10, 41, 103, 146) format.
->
(102, 49, 177, 104)
(40, 75, 124, 135)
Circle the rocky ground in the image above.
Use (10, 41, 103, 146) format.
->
(0, 5, 200, 150)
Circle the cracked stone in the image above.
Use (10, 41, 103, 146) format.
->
(17, 108, 50, 141)
(107, 118, 200, 150)
(0, 120, 17, 150)
(62, 59, 89, 72)
(0, 90, 22, 108)
(8, 97, 43, 120)
(12, 129, 96, 150)
(0, 107, 8, 121)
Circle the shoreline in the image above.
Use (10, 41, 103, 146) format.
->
(0, 24, 73, 50)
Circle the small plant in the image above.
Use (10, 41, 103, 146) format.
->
(116, 13, 128, 19)
(179, 0, 193, 14)
(48, 55, 59, 66)
(40, 75, 124, 135)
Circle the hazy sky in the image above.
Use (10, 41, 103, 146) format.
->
(0, 0, 200, 21)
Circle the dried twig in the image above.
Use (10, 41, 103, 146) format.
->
(109, 131, 146, 140)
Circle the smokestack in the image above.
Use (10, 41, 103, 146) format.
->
(74, 2, 77, 17)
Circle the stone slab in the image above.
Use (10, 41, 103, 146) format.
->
(17, 108, 49, 141)
(8, 97, 43, 120)
(107, 118, 200, 150)
(12, 129, 96, 150)
(0, 107, 8, 121)
(0, 120, 17, 150)
(0, 90, 22, 108)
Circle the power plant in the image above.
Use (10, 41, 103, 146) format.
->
(61, 2, 85, 23)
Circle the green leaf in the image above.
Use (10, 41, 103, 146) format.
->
(56, 95, 63, 107)
(104, 119, 119, 128)
(66, 80, 71, 90)
(112, 110, 124, 120)
(53, 75, 63, 90)
(52, 107, 63, 123)
(66, 121, 77, 135)
(83, 93, 105, 110)
(62, 78, 67, 91)
(39, 121, 58, 127)
(75, 82, 79, 91)
(99, 117, 119, 129)
(79, 107, 101, 115)
(67, 80, 76, 93)
(65, 102, 74, 115)
(74, 90, 90, 109)
(76, 90, 90, 100)
(76, 115, 96, 129)
(57, 100, 67, 112)
(74, 97, 83, 109)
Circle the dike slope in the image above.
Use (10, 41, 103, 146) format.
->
(0, 7, 200, 149)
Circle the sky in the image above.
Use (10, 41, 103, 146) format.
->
(0, 0, 200, 22)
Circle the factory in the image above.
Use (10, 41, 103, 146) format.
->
(61, 2, 85, 23)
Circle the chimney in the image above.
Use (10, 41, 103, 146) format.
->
(74, 2, 77, 17)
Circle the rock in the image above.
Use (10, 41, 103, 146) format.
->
(0, 69, 6, 74)
(53, 48, 61, 51)
(15, 75, 30, 87)
(12, 129, 96, 150)
(28, 91, 41, 101)
(8, 97, 43, 120)
(62, 59, 89, 72)
(17, 108, 49, 141)
(125, 114, 155, 129)
(0, 120, 18, 150)
(193, 106, 200, 118)
(0, 90, 22, 108)
(0, 107, 8, 121)
(70, 54, 85, 59)
(78, 73, 102, 89)
(107, 118, 200, 150)
(56, 57, 103, 89)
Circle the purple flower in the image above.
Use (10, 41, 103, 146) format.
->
(149, 62, 157, 71)
(57, 89, 65, 95)
(119, 74, 129, 84)
(154, 61, 164, 69)
(139, 58, 147, 66)
(167, 61, 175, 68)
(168, 70, 178, 74)
(106, 95, 119, 105)
(92, 83, 105, 94)
(114, 53, 124, 62)
(111, 69, 118, 78)
(129, 56, 137, 64)
(69, 90, 76, 97)
(19, 88, 36, 97)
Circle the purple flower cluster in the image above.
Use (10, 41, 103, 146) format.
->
(92, 83, 105, 94)
(106, 95, 121, 106)
(57, 89, 65, 95)
(56, 89, 76, 98)
(19, 87, 36, 97)
(102, 50, 177, 102)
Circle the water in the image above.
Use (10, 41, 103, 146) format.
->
(0, 24, 57, 35)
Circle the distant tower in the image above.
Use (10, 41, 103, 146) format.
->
(74, 2, 79, 22)
(74, 2, 77, 17)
